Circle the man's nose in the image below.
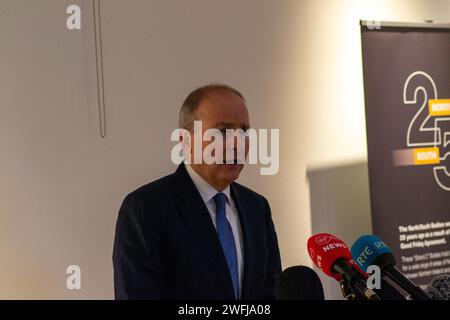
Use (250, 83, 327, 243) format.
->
(224, 134, 237, 149)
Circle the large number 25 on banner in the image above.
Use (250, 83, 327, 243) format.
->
(361, 21, 450, 288)
(402, 71, 450, 190)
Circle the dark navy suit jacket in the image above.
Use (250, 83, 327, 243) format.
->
(113, 164, 282, 299)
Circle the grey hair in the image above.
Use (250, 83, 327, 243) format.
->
(178, 84, 245, 130)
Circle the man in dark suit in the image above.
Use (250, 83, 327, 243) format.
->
(113, 84, 281, 299)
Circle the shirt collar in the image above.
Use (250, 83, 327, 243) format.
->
(185, 163, 231, 205)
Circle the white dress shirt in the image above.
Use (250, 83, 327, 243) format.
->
(185, 163, 244, 298)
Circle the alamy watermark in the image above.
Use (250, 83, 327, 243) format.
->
(66, 265, 81, 290)
(170, 121, 280, 175)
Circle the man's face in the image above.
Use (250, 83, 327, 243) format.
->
(188, 90, 250, 191)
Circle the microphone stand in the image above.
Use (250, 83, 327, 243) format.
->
(339, 280, 357, 300)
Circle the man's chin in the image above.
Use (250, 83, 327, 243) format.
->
(219, 163, 244, 181)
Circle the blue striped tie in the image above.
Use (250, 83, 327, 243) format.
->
(213, 192, 239, 299)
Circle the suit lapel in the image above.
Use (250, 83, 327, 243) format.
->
(172, 164, 235, 299)
(231, 183, 256, 300)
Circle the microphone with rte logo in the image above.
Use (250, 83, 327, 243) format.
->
(350, 234, 431, 300)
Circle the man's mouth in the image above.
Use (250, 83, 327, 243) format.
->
(225, 158, 245, 166)
(223, 158, 245, 165)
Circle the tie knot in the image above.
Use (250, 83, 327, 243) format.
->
(213, 192, 227, 212)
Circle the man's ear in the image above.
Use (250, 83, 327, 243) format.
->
(180, 130, 191, 147)
(180, 129, 193, 164)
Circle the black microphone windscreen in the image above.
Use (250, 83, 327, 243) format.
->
(426, 274, 450, 300)
(275, 266, 324, 300)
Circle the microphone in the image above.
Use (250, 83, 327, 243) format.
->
(351, 234, 431, 300)
(307, 233, 380, 300)
(425, 274, 450, 300)
(275, 266, 325, 300)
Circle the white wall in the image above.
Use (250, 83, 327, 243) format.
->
(0, 0, 449, 299)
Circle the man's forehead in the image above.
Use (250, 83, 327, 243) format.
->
(214, 121, 250, 129)
(197, 92, 249, 122)
(204, 109, 249, 127)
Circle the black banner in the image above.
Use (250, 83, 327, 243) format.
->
(361, 22, 450, 288)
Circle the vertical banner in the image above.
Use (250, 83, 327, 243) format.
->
(361, 22, 450, 288)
